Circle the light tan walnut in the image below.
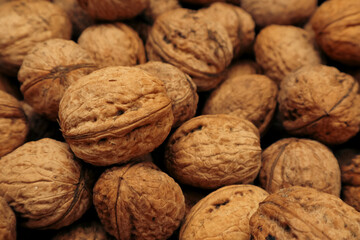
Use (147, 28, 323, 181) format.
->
(165, 114, 261, 189)
(143, 0, 180, 23)
(226, 60, 262, 79)
(59, 66, 173, 166)
(0, 138, 93, 229)
(93, 161, 185, 240)
(0, 196, 16, 240)
(278, 64, 360, 145)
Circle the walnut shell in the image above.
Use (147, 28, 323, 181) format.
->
(260, 138, 341, 196)
(78, 23, 146, 68)
(202, 74, 277, 135)
(0, 90, 28, 157)
(18, 39, 97, 121)
(143, 0, 180, 23)
(254, 25, 322, 85)
(0, 1, 72, 76)
(146, 8, 233, 92)
(137, 61, 198, 128)
(180, 185, 268, 240)
(311, 0, 360, 65)
(59, 66, 173, 166)
(93, 161, 185, 240)
(249, 186, 360, 239)
(278, 64, 360, 145)
(0, 138, 92, 229)
(165, 114, 261, 189)
(226, 60, 262, 79)
(0, 196, 16, 240)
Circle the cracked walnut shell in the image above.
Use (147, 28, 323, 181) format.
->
(0, 196, 16, 240)
(93, 161, 185, 240)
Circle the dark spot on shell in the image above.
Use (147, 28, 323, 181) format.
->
(163, 35, 170, 44)
(98, 138, 107, 144)
(117, 110, 124, 116)
(214, 199, 229, 209)
(266, 234, 276, 240)
(109, 79, 117, 82)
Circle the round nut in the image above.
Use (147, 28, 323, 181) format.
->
(59, 66, 173, 166)
(180, 185, 268, 240)
(278, 64, 360, 145)
(93, 161, 185, 240)
(0, 196, 16, 240)
(260, 138, 341, 196)
(0, 138, 93, 229)
(165, 114, 261, 189)
(18, 39, 97, 121)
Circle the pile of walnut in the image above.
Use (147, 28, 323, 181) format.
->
(0, 0, 360, 239)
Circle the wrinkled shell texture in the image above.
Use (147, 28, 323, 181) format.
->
(226, 60, 262, 79)
(146, 8, 233, 92)
(137, 61, 198, 128)
(0, 197, 16, 240)
(278, 65, 360, 145)
(59, 66, 173, 166)
(143, 0, 180, 23)
(249, 186, 360, 240)
(0, 90, 28, 157)
(260, 138, 341, 196)
(77, 0, 149, 20)
(180, 185, 268, 240)
(78, 23, 146, 68)
(165, 114, 261, 189)
(0, 138, 92, 229)
(0, 1, 72, 76)
(93, 161, 185, 240)
(254, 25, 322, 84)
(240, 0, 317, 27)
(203, 74, 277, 135)
(311, 0, 360, 65)
(18, 39, 97, 121)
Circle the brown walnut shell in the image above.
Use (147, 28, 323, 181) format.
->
(249, 186, 360, 240)
(0, 196, 16, 240)
(18, 39, 97, 121)
(165, 114, 261, 189)
(260, 138, 341, 196)
(226, 60, 262, 79)
(180, 185, 268, 240)
(59, 66, 173, 166)
(0, 138, 93, 229)
(278, 64, 360, 145)
(93, 161, 185, 240)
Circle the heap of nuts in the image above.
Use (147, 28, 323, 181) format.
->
(0, 0, 359, 239)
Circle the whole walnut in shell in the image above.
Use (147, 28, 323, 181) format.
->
(78, 23, 146, 68)
(203, 74, 277, 135)
(180, 185, 268, 240)
(278, 64, 360, 145)
(18, 39, 97, 121)
(0, 138, 93, 229)
(93, 161, 185, 240)
(59, 66, 173, 166)
(311, 0, 360, 65)
(146, 8, 233, 92)
(0, 90, 28, 157)
(250, 186, 360, 240)
(165, 114, 261, 189)
(137, 61, 198, 128)
(254, 25, 322, 84)
(0, 196, 16, 240)
(0, 1, 72, 76)
(260, 138, 341, 196)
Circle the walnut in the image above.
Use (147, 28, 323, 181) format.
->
(146, 8, 233, 92)
(202, 74, 277, 135)
(311, 0, 360, 65)
(0, 138, 93, 229)
(143, 0, 180, 23)
(254, 25, 322, 85)
(93, 161, 185, 240)
(278, 64, 360, 145)
(59, 66, 173, 166)
(77, 0, 149, 21)
(0, 1, 72, 76)
(180, 185, 268, 240)
(78, 23, 146, 68)
(239, 0, 317, 27)
(137, 61, 198, 128)
(0, 196, 16, 240)
(0, 90, 28, 157)
(165, 114, 261, 189)
(260, 138, 341, 196)
(226, 60, 262, 79)
(18, 39, 97, 121)
(250, 186, 360, 239)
